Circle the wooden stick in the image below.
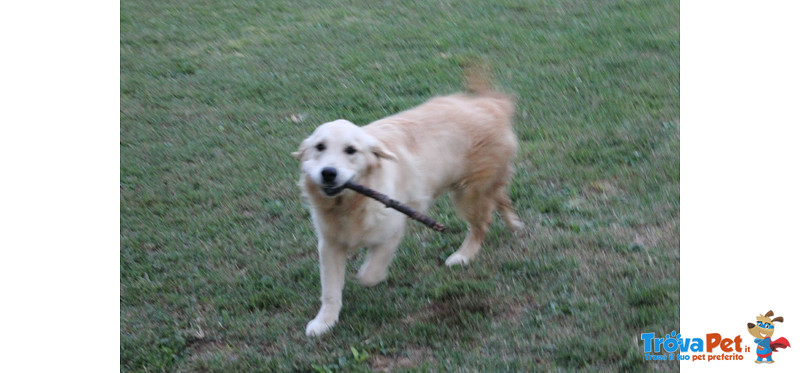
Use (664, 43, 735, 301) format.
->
(344, 181, 446, 232)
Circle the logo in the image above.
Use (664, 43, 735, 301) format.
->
(640, 309, 792, 363)
(746, 310, 791, 364)
(640, 331, 745, 362)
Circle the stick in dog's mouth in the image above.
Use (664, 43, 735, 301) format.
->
(343, 181, 446, 233)
(322, 184, 347, 196)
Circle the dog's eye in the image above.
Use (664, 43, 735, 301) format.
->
(315, 143, 326, 151)
(344, 146, 357, 155)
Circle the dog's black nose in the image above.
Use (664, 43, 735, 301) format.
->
(321, 167, 337, 183)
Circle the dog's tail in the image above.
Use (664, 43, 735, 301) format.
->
(463, 62, 500, 95)
(463, 62, 515, 116)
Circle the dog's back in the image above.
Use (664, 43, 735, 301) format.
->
(363, 86, 517, 206)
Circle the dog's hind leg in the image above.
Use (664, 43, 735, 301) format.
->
(357, 226, 405, 287)
(446, 186, 496, 266)
(496, 187, 524, 232)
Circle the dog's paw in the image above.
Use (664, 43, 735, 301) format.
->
(445, 253, 470, 267)
(356, 269, 388, 287)
(502, 213, 525, 232)
(305, 317, 336, 337)
(509, 218, 525, 232)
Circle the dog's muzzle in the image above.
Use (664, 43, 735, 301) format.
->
(322, 185, 346, 196)
(320, 167, 346, 196)
(321, 167, 337, 183)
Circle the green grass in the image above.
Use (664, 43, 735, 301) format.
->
(121, 0, 679, 371)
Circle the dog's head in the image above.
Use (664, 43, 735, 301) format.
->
(293, 119, 396, 197)
(747, 310, 784, 339)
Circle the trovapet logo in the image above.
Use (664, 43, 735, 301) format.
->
(640, 309, 792, 364)
(640, 331, 745, 362)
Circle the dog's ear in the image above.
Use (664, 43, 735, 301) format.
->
(292, 138, 310, 160)
(370, 141, 397, 161)
(772, 316, 784, 323)
(765, 310, 775, 318)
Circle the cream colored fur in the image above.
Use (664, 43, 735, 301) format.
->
(294, 83, 523, 337)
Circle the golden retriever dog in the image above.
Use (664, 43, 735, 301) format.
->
(293, 74, 524, 336)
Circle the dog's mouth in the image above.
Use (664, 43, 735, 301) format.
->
(322, 183, 346, 197)
(321, 176, 355, 197)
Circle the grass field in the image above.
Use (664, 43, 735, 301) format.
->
(120, 0, 679, 371)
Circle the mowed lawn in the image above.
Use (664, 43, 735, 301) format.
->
(120, 0, 679, 371)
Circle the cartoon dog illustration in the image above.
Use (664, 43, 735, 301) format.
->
(747, 310, 791, 363)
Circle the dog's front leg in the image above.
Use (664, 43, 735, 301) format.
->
(357, 229, 404, 287)
(305, 240, 347, 337)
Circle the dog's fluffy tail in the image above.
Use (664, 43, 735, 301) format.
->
(463, 62, 515, 116)
(464, 62, 501, 95)
(464, 63, 494, 96)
